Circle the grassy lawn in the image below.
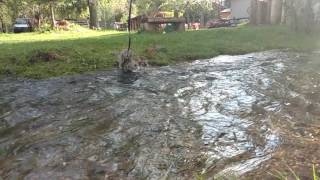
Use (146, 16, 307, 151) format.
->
(0, 25, 319, 79)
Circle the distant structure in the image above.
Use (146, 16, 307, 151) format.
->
(249, 0, 279, 25)
(249, 0, 319, 32)
(130, 13, 185, 32)
(220, 8, 231, 19)
(218, 0, 250, 19)
(229, 0, 251, 19)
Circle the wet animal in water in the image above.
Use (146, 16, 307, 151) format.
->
(118, 49, 137, 72)
(117, 50, 149, 72)
(136, 56, 149, 68)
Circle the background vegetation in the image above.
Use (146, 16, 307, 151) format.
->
(0, 0, 225, 32)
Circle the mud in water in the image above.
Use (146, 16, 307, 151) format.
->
(0, 51, 319, 179)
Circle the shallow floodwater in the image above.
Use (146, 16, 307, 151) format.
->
(0, 51, 318, 179)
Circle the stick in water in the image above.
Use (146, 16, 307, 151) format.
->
(118, 0, 134, 73)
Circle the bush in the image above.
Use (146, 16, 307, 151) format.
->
(36, 23, 52, 33)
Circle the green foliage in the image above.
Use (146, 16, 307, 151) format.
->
(0, 0, 223, 32)
(56, 0, 88, 19)
(37, 22, 52, 32)
(0, 26, 318, 79)
(0, 0, 89, 31)
(0, 3, 11, 32)
(185, 0, 220, 22)
(135, 0, 166, 15)
(0, 148, 7, 156)
(313, 165, 318, 180)
(133, 0, 218, 21)
(99, 0, 132, 24)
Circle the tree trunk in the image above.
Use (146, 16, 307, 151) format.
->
(104, 10, 107, 28)
(286, 0, 316, 32)
(266, 0, 272, 24)
(270, 0, 283, 24)
(257, 1, 269, 24)
(38, 17, 41, 28)
(186, 11, 191, 29)
(174, 10, 179, 18)
(314, 2, 320, 24)
(50, 2, 55, 28)
(303, 0, 314, 33)
(287, 0, 298, 30)
(0, 17, 3, 33)
(88, 0, 98, 29)
(0, 15, 7, 33)
(34, 12, 41, 29)
(281, 0, 287, 24)
(256, 0, 263, 24)
(0, 16, 2, 32)
(250, 0, 258, 24)
(200, 11, 205, 28)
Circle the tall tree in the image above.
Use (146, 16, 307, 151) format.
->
(270, 0, 282, 24)
(135, 0, 166, 16)
(250, 0, 258, 24)
(0, 1, 10, 32)
(88, 0, 98, 29)
(50, 0, 55, 27)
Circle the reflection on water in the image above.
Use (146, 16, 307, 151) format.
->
(0, 51, 309, 179)
(117, 71, 140, 84)
(174, 53, 283, 176)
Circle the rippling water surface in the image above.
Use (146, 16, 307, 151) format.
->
(0, 51, 317, 179)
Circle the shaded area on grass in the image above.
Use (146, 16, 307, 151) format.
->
(0, 26, 319, 79)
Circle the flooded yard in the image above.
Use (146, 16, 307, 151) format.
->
(0, 51, 319, 179)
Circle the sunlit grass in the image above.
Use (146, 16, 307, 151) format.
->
(268, 164, 319, 180)
(0, 25, 319, 79)
(0, 29, 124, 44)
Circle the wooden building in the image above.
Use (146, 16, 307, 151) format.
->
(130, 15, 186, 32)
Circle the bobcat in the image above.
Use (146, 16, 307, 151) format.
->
(118, 49, 137, 73)
(117, 50, 148, 73)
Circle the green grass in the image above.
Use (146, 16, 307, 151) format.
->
(0, 25, 319, 79)
(268, 164, 319, 180)
(0, 148, 7, 157)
